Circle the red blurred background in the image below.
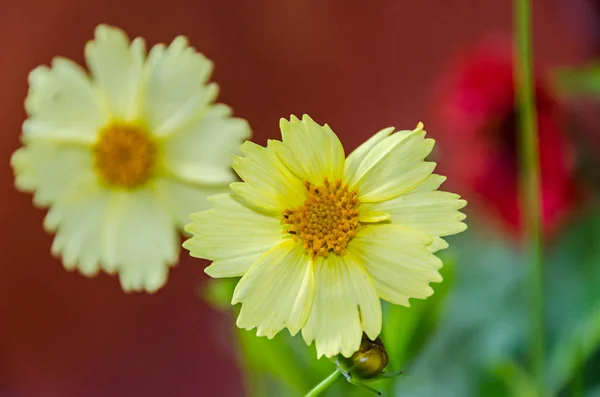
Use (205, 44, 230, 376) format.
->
(0, 0, 595, 396)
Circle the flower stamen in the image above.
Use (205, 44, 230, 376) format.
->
(283, 177, 360, 259)
(93, 122, 156, 189)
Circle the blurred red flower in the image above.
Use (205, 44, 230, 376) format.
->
(431, 39, 579, 236)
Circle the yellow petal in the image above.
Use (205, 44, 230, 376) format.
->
(411, 173, 447, 192)
(231, 140, 305, 213)
(358, 208, 390, 223)
(161, 104, 250, 185)
(142, 36, 219, 136)
(153, 177, 228, 228)
(275, 115, 345, 186)
(11, 142, 93, 206)
(302, 254, 381, 358)
(183, 193, 284, 277)
(84, 24, 145, 121)
(24, 58, 107, 144)
(428, 237, 449, 252)
(363, 190, 467, 237)
(343, 127, 394, 184)
(347, 123, 435, 203)
(44, 179, 178, 293)
(111, 189, 179, 293)
(45, 176, 111, 276)
(233, 239, 314, 338)
(349, 225, 442, 307)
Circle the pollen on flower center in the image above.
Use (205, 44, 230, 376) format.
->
(93, 122, 157, 188)
(283, 178, 360, 259)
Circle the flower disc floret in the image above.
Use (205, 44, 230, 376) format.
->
(283, 178, 360, 258)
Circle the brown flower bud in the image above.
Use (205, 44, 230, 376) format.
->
(335, 335, 389, 380)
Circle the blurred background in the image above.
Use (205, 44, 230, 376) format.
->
(2, 0, 600, 396)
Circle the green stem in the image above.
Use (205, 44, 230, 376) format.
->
(568, 343, 584, 397)
(514, 0, 546, 396)
(305, 370, 342, 397)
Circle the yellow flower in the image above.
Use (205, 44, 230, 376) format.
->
(183, 115, 466, 357)
(11, 25, 250, 292)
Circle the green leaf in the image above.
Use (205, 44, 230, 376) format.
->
(553, 62, 600, 98)
(382, 254, 456, 371)
(201, 278, 237, 311)
(492, 361, 537, 397)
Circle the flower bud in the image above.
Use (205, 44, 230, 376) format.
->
(335, 335, 389, 380)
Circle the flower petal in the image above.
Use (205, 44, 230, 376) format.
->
(44, 176, 111, 277)
(363, 190, 467, 237)
(24, 58, 107, 144)
(11, 141, 93, 206)
(231, 140, 305, 213)
(411, 173, 447, 193)
(233, 239, 314, 338)
(343, 127, 394, 184)
(349, 225, 442, 307)
(153, 177, 228, 229)
(142, 36, 219, 136)
(347, 123, 436, 203)
(183, 193, 284, 277)
(112, 188, 179, 292)
(47, 183, 179, 292)
(161, 104, 250, 185)
(358, 208, 390, 223)
(275, 115, 345, 186)
(302, 254, 382, 358)
(428, 237, 449, 252)
(84, 24, 145, 121)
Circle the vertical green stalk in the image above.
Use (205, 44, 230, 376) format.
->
(305, 370, 342, 397)
(514, 0, 546, 396)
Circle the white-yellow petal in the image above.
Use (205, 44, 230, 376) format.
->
(183, 193, 284, 277)
(142, 36, 219, 136)
(162, 104, 250, 186)
(343, 127, 394, 184)
(112, 189, 179, 293)
(349, 225, 442, 307)
(11, 141, 93, 206)
(302, 254, 381, 358)
(428, 237, 449, 253)
(275, 115, 345, 186)
(346, 123, 435, 203)
(84, 24, 145, 121)
(233, 239, 314, 338)
(45, 176, 111, 276)
(47, 184, 179, 291)
(358, 208, 390, 223)
(23, 58, 106, 144)
(411, 173, 447, 193)
(231, 140, 306, 213)
(153, 177, 228, 229)
(363, 190, 467, 237)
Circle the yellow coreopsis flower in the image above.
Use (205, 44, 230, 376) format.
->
(11, 25, 250, 292)
(183, 115, 467, 358)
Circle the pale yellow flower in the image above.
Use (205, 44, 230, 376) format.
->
(183, 115, 466, 357)
(11, 25, 250, 292)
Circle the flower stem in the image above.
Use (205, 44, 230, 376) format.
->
(305, 370, 342, 397)
(514, 0, 546, 396)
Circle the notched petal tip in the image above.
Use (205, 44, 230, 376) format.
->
(94, 23, 128, 40)
(170, 35, 190, 49)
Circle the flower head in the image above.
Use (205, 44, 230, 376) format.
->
(11, 25, 250, 292)
(183, 115, 466, 358)
(432, 40, 578, 235)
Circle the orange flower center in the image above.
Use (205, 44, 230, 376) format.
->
(93, 122, 156, 189)
(283, 178, 360, 259)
